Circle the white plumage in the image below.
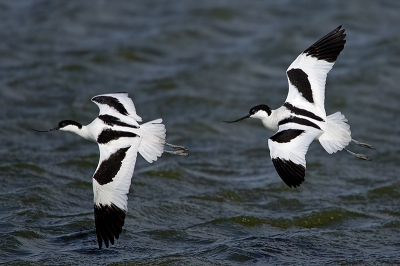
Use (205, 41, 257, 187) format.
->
(138, 119, 167, 163)
(268, 124, 321, 166)
(224, 26, 374, 188)
(319, 111, 351, 154)
(285, 51, 334, 119)
(35, 92, 188, 249)
(94, 92, 143, 123)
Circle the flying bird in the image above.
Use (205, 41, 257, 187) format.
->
(35, 92, 188, 249)
(224, 26, 374, 188)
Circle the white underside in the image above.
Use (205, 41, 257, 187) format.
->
(285, 53, 334, 119)
(268, 124, 322, 167)
(266, 110, 352, 169)
(264, 28, 350, 174)
(93, 118, 167, 211)
(318, 111, 351, 154)
(138, 118, 166, 163)
(93, 137, 140, 211)
(90, 93, 167, 212)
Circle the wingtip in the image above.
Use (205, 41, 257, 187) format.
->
(302, 25, 347, 63)
(272, 158, 306, 188)
(97, 238, 102, 249)
(94, 203, 126, 249)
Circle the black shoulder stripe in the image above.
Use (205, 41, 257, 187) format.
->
(94, 203, 126, 249)
(278, 116, 321, 130)
(272, 158, 305, 188)
(92, 96, 129, 116)
(97, 129, 138, 144)
(287, 68, 313, 103)
(93, 146, 130, 185)
(270, 129, 304, 143)
(98, 115, 138, 129)
(303, 25, 346, 63)
(284, 102, 325, 122)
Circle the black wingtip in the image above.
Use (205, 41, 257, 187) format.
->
(303, 25, 346, 63)
(94, 203, 126, 249)
(272, 158, 305, 188)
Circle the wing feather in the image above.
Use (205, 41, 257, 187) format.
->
(92, 136, 141, 248)
(285, 26, 346, 119)
(91, 92, 142, 125)
(89, 92, 166, 248)
(268, 124, 322, 188)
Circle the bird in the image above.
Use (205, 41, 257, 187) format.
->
(223, 26, 374, 188)
(34, 92, 188, 249)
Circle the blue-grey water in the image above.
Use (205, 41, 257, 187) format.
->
(1, 1, 399, 265)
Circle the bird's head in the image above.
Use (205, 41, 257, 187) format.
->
(223, 104, 271, 123)
(33, 120, 82, 133)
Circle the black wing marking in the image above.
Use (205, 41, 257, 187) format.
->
(93, 147, 130, 185)
(94, 203, 126, 249)
(272, 158, 305, 188)
(303, 25, 346, 63)
(97, 129, 138, 144)
(92, 96, 129, 116)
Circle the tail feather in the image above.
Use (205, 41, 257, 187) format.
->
(319, 112, 351, 154)
(138, 118, 166, 163)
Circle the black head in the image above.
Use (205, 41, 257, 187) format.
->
(58, 120, 82, 129)
(249, 104, 271, 116)
(223, 104, 271, 123)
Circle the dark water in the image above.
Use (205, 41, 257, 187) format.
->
(1, 0, 400, 265)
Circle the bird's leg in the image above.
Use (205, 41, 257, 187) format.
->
(164, 142, 189, 156)
(166, 142, 187, 150)
(344, 148, 372, 161)
(351, 139, 375, 149)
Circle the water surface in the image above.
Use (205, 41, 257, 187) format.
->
(1, 1, 400, 265)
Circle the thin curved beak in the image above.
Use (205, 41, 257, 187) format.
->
(31, 127, 59, 133)
(223, 114, 250, 123)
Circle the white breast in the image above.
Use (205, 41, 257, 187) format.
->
(261, 107, 291, 133)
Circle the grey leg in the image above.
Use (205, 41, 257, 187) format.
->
(344, 148, 372, 161)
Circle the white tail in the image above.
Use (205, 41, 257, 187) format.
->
(318, 112, 351, 154)
(138, 118, 166, 163)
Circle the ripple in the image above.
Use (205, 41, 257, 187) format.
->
(116, 48, 149, 62)
(60, 64, 87, 72)
(268, 208, 369, 229)
(1, 0, 400, 264)
(142, 169, 183, 180)
(11, 230, 43, 240)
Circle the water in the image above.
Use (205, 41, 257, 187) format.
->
(1, 0, 399, 265)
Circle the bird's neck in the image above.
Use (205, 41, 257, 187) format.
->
(62, 125, 96, 142)
(260, 108, 289, 133)
(79, 126, 96, 141)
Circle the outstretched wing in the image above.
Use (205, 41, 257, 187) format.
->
(268, 122, 322, 188)
(285, 26, 346, 119)
(92, 132, 141, 249)
(91, 92, 142, 125)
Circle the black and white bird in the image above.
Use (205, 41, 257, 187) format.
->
(35, 92, 188, 249)
(224, 26, 374, 188)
